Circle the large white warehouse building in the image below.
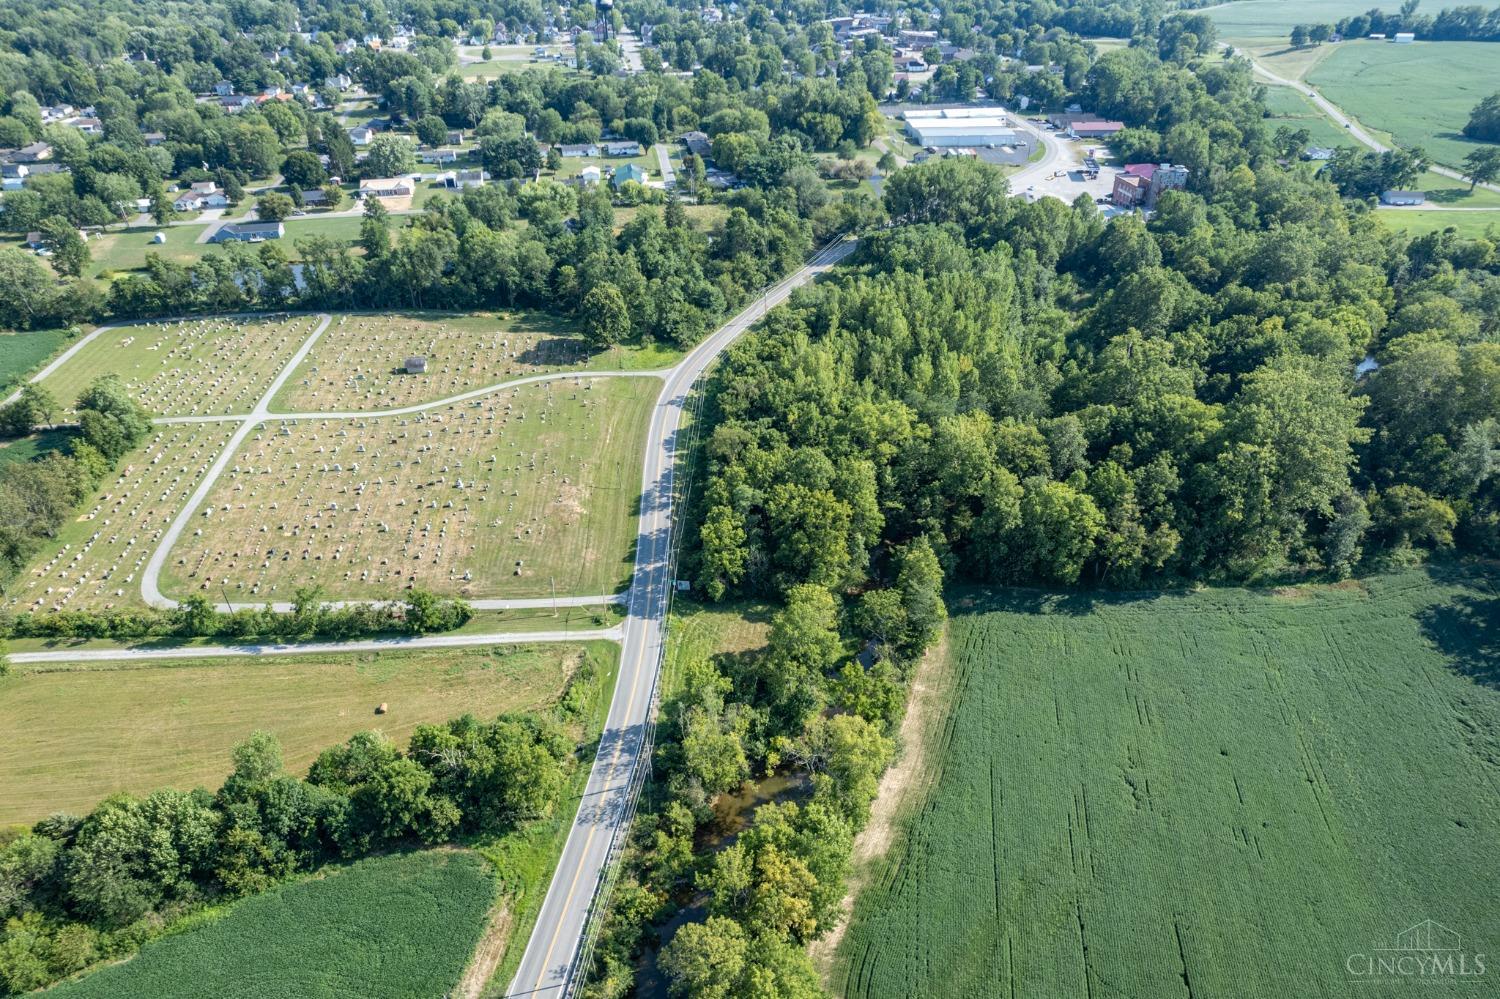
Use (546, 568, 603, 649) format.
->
(904, 107, 1019, 148)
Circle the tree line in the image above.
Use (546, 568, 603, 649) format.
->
(0, 710, 577, 994)
(1291, 2, 1500, 45)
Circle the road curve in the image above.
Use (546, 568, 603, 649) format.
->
(505, 237, 858, 999)
(1231, 44, 1500, 194)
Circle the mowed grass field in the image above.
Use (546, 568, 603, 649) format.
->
(162, 374, 657, 602)
(0, 641, 607, 825)
(833, 567, 1500, 998)
(1259, 84, 1350, 148)
(1377, 209, 1500, 239)
(1307, 41, 1500, 169)
(37, 313, 318, 417)
(46, 850, 496, 999)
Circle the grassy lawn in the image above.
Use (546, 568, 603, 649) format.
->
(1414, 169, 1500, 209)
(1307, 40, 1500, 169)
(2, 421, 239, 615)
(84, 223, 213, 278)
(1375, 208, 1500, 239)
(0, 641, 605, 826)
(37, 313, 321, 417)
(0, 328, 71, 391)
(831, 566, 1500, 998)
(662, 597, 774, 698)
(552, 152, 656, 181)
(161, 374, 658, 602)
(46, 850, 497, 998)
(280, 213, 365, 245)
(1258, 84, 1350, 148)
(0, 427, 75, 469)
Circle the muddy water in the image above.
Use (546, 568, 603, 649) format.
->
(633, 771, 811, 998)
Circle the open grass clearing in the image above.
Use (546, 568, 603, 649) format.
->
(3, 422, 238, 614)
(162, 375, 657, 603)
(0, 427, 75, 469)
(832, 567, 1500, 998)
(1307, 40, 1500, 169)
(662, 597, 774, 697)
(45, 850, 497, 998)
(0, 641, 606, 826)
(1376, 208, 1500, 239)
(0, 328, 72, 391)
(37, 313, 319, 418)
(83, 223, 213, 278)
(1414, 168, 1500, 209)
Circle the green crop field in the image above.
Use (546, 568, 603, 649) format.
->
(46, 850, 496, 999)
(0, 328, 69, 389)
(1307, 41, 1500, 169)
(1208, 0, 1500, 41)
(0, 642, 608, 825)
(832, 567, 1500, 998)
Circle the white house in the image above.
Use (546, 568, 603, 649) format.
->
(419, 148, 459, 164)
(1394, 32, 1415, 43)
(359, 177, 415, 199)
(349, 127, 374, 146)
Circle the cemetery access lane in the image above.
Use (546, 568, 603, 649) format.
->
(149, 369, 662, 424)
(506, 236, 859, 999)
(7, 624, 623, 665)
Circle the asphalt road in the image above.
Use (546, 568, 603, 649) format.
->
(504, 236, 858, 999)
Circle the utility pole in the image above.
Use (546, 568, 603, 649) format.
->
(551, 575, 558, 617)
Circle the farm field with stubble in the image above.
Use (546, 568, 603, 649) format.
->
(44, 851, 496, 999)
(831, 567, 1500, 999)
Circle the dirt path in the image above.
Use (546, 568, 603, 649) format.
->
(456, 901, 514, 999)
(808, 624, 954, 976)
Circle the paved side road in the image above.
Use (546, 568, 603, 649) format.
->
(504, 237, 859, 999)
(8, 625, 623, 665)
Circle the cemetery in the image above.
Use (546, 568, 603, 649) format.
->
(159, 374, 657, 602)
(3, 422, 239, 612)
(272, 312, 597, 412)
(38, 314, 318, 418)
(4, 308, 669, 615)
